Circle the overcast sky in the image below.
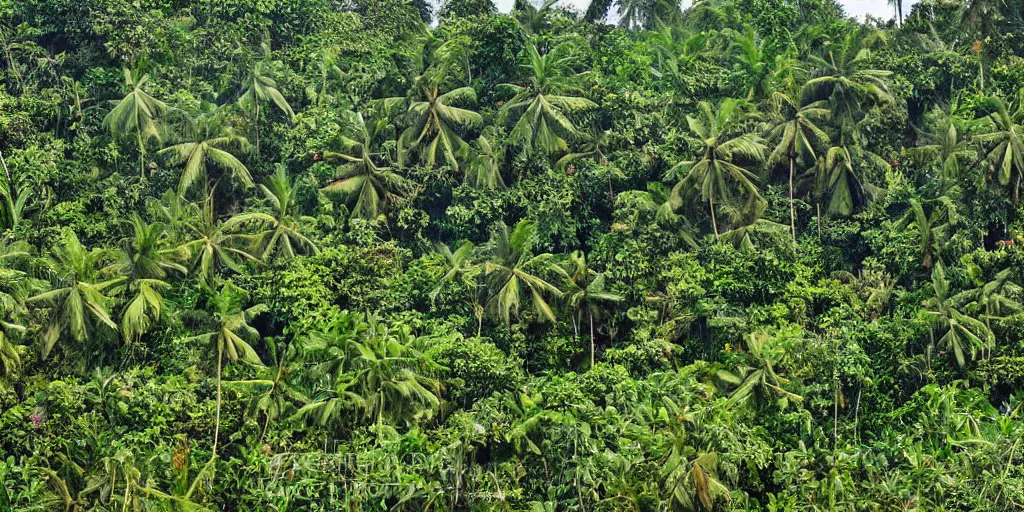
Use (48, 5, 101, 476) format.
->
(492, 0, 920, 21)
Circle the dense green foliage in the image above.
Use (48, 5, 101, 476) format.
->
(3, 0, 1024, 510)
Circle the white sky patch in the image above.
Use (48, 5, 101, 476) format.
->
(491, 0, 920, 21)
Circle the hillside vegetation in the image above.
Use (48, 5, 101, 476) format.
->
(2, 0, 1024, 509)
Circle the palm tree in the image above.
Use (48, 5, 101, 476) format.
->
(804, 27, 892, 141)
(726, 25, 772, 101)
(182, 195, 261, 288)
(717, 331, 803, 409)
(668, 98, 767, 240)
(889, 0, 904, 25)
(812, 146, 886, 221)
(499, 43, 597, 155)
(955, 267, 1024, 328)
(463, 136, 506, 190)
(112, 215, 188, 343)
(296, 313, 441, 431)
(922, 262, 994, 369)
(0, 241, 36, 379)
(767, 87, 829, 242)
(913, 106, 977, 190)
(102, 67, 167, 175)
(394, 76, 483, 169)
(0, 157, 37, 232)
(187, 283, 265, 454)
(431, 240, 485, 335)
(480, 220, 565, 325)
(513, 0, 557, 34)
(321, 111, 412, 220)
(158, 108, 252, 196)
(228, 165, 319, 261)
(556, 122, 617, 202)
(976, 95, 1024, 203)
(237, 42, 295, 153)
(562, 251, 622, 368)
(898, 195, 958, 270)
(719, 199, 793, 253)
(28, 230, 119, 358)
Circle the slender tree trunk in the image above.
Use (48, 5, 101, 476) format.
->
(709, 195, 719, 241)
(213, 345, 223, 455)
(789, 156, 797, 243)
(589, 310, 596, 369)
(817, 203, 822, 241)
(0, 149, 11, 184)
(255, 101, 261, 155)
(607, 167, 615, 204)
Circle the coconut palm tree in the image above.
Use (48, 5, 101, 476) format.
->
(393, 73, 483, 169)
(668, 98, 767, 240)
(767, 87, 829, 242)
(228, 165, 319, 261)
(898, 195, 958, 270)
(296, 313, 441, 431)
(976, 95, 1024, 203)
(955, 266, 1024, 328)
(812, 146, 886, 221)
(321, 111, 412, 220)
(112, 215, 188, 343)
(158, 108, 252, 196)
(499, 43, 597, 155)
(923, 262, 994, 369)
(182, 195, 261, 288)
(913, 106, 977, 190)
(237, 41, 295, 153)
(463, 136, 506, 190)
(480, 220, 565, 325)
(431, 240, 485, 335)
(187, 283, 265, 453)
(717, 330, 803, 409)
(562, 250, 622, 368)
(0, 241, 36, 379)
(28, 230, 119, 358)
(102, 66, 167, 175)
(805, 27, 892, 141)
(556, 122, 617, 202)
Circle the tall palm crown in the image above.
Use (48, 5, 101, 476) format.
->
(321, 111, 412, 220)
(977, 95, 1024, 203)
(499, 43, 597, 155)
(812, 145, 886, 218)
(102, 67, 167, 174)
(113, 215, 188, 342)
(480, 220, 565, 325)
(394, 73, 483, 169)
(562, 250, 622, 367)
(159, 107, 252, 196)
(669, 98, 767, 240)
(29, 230, 119, 358)
(229, 165, 319, 261)
(923, 263, 994, 369)
(804, 27, 892, 142)
(767, 87, 829, 242)
(913, 106, 977, 190)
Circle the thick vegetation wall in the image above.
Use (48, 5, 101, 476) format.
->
(1, 0, 1024, 509)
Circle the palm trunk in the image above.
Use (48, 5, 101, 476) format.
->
(213, 345, 223, 455)
(789, 156, 797, 244)
(816, 203, 822, 241)
(589, 310, 596, 369)
(607, 167, 615, 204)
(255, 101, 261, 155)
(709, 195, 720, 241)
(0, 149, 11, 184)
